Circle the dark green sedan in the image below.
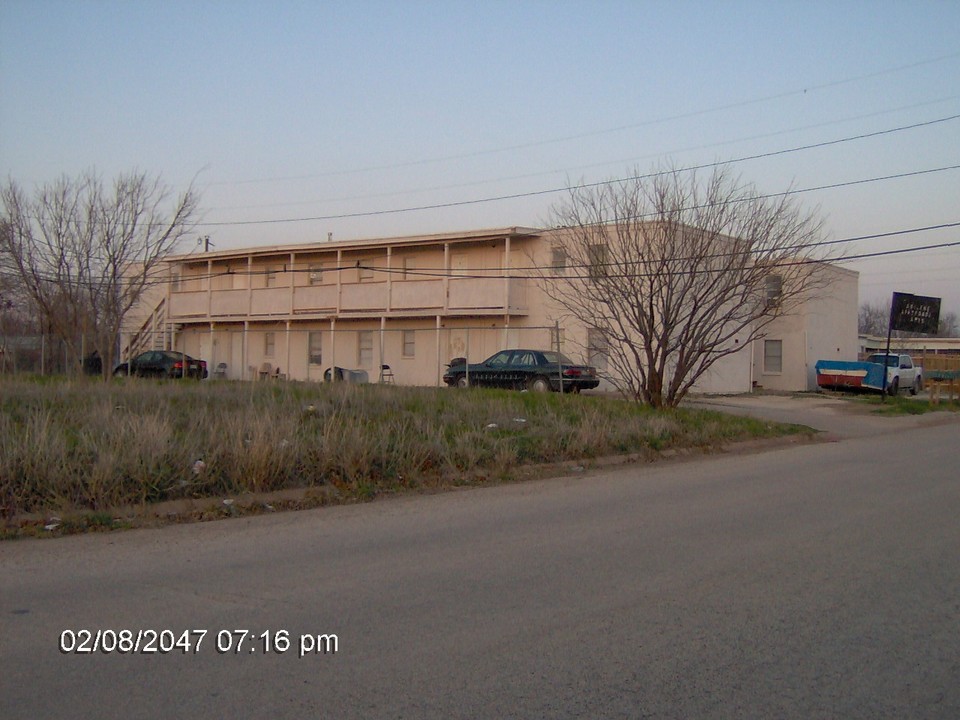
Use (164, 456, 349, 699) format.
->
(443, 349, 600, 393)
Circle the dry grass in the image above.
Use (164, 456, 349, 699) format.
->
(1, 377, 810, 524)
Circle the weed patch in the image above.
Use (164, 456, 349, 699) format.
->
(853, 394, 960, 415)
(1, 379, 812, 528)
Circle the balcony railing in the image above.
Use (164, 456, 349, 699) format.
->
(390, 280, 444, 310)
(250, 287, 289, 316)
(340, 282, 388, 312)
(210, 289, 249, 316)
(293, 285, 337, 313)
(166, 277, 528, 320)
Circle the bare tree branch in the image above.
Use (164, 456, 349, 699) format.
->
(534, 164, 833, 407)
(1, 171, 199, 378)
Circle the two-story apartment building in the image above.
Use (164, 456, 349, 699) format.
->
(121, 226, 858, 393)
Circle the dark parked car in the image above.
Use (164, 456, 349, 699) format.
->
(443, 349, 600, 393)
(113, 350, 208, 379)
(81, 352, 103, 375)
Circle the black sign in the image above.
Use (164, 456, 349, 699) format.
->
(890, 292, 941, 334)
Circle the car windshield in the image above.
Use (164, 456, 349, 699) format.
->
(868, 354, 898, 367)
(541, 351, 576, 365)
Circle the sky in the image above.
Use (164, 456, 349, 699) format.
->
(2, 0, 959, 314)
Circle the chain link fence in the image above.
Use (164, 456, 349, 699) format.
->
(122, 321, 600, 386)
(0, 334, 82, 376)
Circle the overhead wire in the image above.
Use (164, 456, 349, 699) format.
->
(209, 94, 960, 213)
(6, 158, 958, 290)
(2, 227, 957, 291)
(207, 51, 960, 187)
(6, 219, 949, 288)
(196, 114, 960, 227)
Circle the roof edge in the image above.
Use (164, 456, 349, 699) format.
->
(167, 226, 544, 262)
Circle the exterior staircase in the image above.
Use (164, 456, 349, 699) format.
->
(120, 298, 180, 361)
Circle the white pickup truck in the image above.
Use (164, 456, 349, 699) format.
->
(865, 353, 923, 395)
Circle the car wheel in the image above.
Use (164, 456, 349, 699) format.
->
(911, 377, 921, 395)
(888, 378, 899, 396)
(529, 376, 551, 393)
(113, 365, 128, 377)
(456, 375, 470, 389)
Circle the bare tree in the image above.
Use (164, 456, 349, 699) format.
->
(0, 171, 198, 378)
(937, 311, 958, 337)
(859, 300, 958, 338)
(858, 301, 890, 336)
(537, 165, 830, 407)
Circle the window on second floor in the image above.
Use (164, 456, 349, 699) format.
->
(264, 267, 278, 288)
(587, 244, 608, 281)
(765, 275, 783, 307)
(308, 265, 323, 285)
(550, 245, 567, 276)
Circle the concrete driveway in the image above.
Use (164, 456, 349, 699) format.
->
(687, 391, 959, 439)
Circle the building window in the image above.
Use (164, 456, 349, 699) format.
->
(765, 275, 783, 307)
(264, 332, 276, 358)
(358, 331, 373, 366)
(171, 271, 182, 292)
(588, 244, 607, 281)
(402, 330, 416, 358)
(587, 328, 609, 372)
(308, 331, 323, 365)
(764, 339, 783, 374)
(402, 256, 416, 280)
(550, 245, 567, 275)
(359, 263, 375, 281)
(308, 265, 323, 285)
(264, 267, 278, 288)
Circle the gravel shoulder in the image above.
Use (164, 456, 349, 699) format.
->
(686, 391, 960, 439)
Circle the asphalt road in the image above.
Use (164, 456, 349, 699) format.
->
(2, 400, 959, 719)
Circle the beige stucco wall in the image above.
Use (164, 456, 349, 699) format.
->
(752, 264, 859, 391)
(174, 320, 563, 385)
(158, 228, 858, 395)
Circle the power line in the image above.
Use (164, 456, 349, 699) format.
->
(208, 51, 960, 187)
(178, 237, 960, 282)
(6, 189, 958, 286)
(207, 95, 960, 213)
(3, 227, 957, 289)
(9, 219, 940, 286)
(346, 222, 960, 278)
(197, 114, 960, 227)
